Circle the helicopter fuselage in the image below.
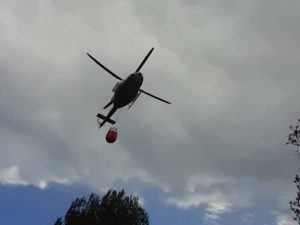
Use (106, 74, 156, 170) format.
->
(113, 72, 143, 108)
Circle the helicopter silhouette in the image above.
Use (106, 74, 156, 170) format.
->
(87, 47, 171, 128)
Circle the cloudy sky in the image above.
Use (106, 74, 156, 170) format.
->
(1, 0, 300, 224)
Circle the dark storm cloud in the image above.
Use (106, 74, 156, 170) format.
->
(0, 0, 300, 221)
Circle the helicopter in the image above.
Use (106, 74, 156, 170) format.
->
(87, 47, 171, 129)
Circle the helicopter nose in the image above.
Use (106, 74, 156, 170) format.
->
(135, 72, 143, 81)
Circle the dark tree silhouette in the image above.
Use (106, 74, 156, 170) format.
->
(54, 189, 149, 225)
(286, 118, 300, 154)
(54, 218, 63, 225)
(290, 175, 300, 224)
(287, 118, 300, 224)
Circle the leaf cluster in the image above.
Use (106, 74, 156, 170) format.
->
(290, 175, 300, 224)
(54, 189, 149, 225)
(286, 119, 300, 154)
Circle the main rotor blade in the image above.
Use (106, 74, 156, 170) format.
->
(87, 53, 123, 81)
(135, 47, 154, 72)
(140, 89, 171, 104)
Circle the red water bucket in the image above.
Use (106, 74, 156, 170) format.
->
(106, 127, 118, 143)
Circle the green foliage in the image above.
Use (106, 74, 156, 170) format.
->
(290, 175, 300, 224)
(55, 189, 149, 225)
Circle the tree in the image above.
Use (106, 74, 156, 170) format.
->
(287, 118, 300, 224)
(290, 175, 300, 224)
(54, 189, 149, 225)
(286, 118, 300, 154)
(54, 218, 63, 225)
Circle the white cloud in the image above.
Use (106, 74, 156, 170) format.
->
(37, 180, 47, 189)
(207, 202, 233, 215)
(166, 190, 234, 223)
(0, 166, 75, 189)
(0, 166, 27, 186)
(274, 212, 297, 225)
